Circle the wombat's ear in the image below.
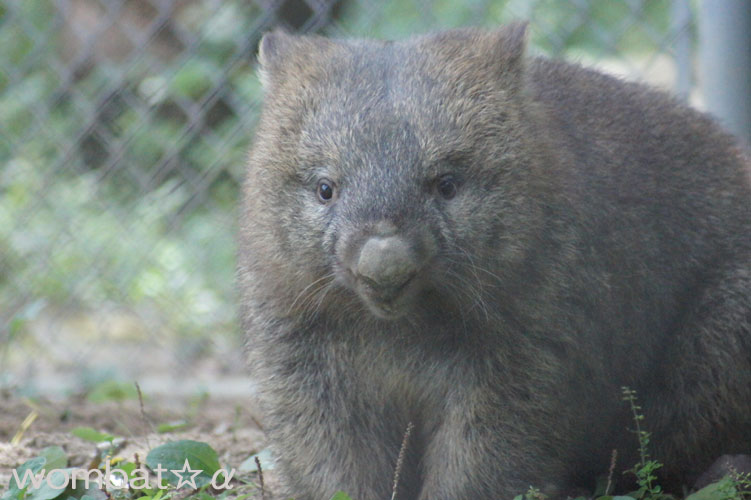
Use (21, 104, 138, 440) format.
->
(257, 30, 335, 90)
(492, 21, 529, 74)
(257, 29, 293, 89)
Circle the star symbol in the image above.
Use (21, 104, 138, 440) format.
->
(171, 459, 202, 489)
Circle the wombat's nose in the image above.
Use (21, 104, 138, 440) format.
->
(355, 236, 418, 298)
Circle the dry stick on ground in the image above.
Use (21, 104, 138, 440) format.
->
(134, 382, 155, 449)
(255, 455, 266, 500)
(135, 382, 154, 428)
(605, 449, 618, 496)
(391, 422, 415, 500)
(11, 409, 38, 445)
(248, 411, 265, 431)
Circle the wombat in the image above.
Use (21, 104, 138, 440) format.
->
(238, 23, 751, 500)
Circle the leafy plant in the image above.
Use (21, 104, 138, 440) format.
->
(687, 470, 751, 500)
(329, 493, 354, 500)
(622, 386, 666, 500)
(1, 447, 68, 500)
(2, 439, 247, 500)
(70, 427, 116, 444)
(146, 440, 222, 489)
(513, 485, 547, 500)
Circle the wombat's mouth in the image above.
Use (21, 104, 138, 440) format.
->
(355, 274, 418, 320)
(336, 229, 433, 320)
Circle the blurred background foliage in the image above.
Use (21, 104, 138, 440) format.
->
(0, 0, 690, 395)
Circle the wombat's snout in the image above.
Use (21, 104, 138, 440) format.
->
(354, 236, 418, 300)
(340, 225, 433, 319)
(339, 219, 437, 318)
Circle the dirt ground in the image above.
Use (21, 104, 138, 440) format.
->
(0, 390, 284, 500)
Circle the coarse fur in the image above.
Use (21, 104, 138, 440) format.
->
(238, 23, 751, 500)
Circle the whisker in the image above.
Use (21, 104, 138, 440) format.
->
(287, 272, 337, 317)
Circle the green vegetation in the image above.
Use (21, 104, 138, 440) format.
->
(0, 4, 720, 500)
(1, 440, 259, 500)
(3, 387, 748, 500)
(0, 1, 257, 376)
(0, 0, 678, 388)
(510, 388, 751, 500)
(339, 0, 671, 56)
(622, 387, 666, 500)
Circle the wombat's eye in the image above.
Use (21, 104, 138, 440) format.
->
(435, 175, 458, 200)
(317, 179, 336, 203)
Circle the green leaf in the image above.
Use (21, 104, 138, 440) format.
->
(145, 440, 221, 489)
(25, 468, 76, 500)
(86, 380, 137, 403)
(186, 493, 213, 500)
(134, 489, 165, 500)
(329, 493, 354, 500)
(156, 421, 189, 433)
(7, 317, 26, 340)
(70, 427, 115, 443)
(685, 478, 736, 500)
(239, 449, 275, 472)
(63, 483, 108, 500)
(170, 62, 212, 99)
(0, 449, 67, 500)
(2, 456, 46, 500)
(39, 448, 67, 472)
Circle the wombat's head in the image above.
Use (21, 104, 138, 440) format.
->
(240, 24, 547, 322)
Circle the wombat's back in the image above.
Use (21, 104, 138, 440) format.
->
(532, 57, 749, 217)
(239, 26, 751, 499)
(526, 57, 750, 291)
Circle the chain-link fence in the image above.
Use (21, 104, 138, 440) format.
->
(0, 0, 700, 398)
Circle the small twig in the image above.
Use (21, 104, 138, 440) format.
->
(605, 448, 618, 496)
(391, 422, 415, 500)
(135, 382, 156, 451)
(102, 479, 113, 500)
(249, 411, 265, 431)
(232, 405, 242, 442)
(11, 410, 38, 446)
(255, 456, 266, 500)
(135, 382, 155, 430)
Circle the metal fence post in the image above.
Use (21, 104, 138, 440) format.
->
(698, 0, 751, 146)
(671, 0, 693, 101)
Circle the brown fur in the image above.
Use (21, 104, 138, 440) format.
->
(238, 24, 751, 499)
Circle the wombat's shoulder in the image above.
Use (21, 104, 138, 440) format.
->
(525, 56, 732, 147)
(524, 56, 749, 201)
